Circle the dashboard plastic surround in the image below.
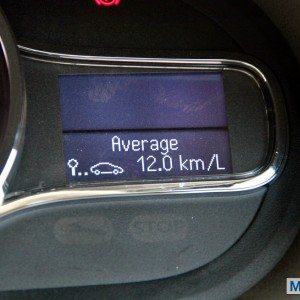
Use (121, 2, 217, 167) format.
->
(0, 49, 287, 219)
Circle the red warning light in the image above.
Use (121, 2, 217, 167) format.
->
(95, 0, 121, 6)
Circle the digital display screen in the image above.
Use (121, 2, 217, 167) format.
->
(59, 73, 232, 182)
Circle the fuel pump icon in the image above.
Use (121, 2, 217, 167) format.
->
(67, 159, 79, 176)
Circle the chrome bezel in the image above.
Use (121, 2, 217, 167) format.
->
(0, 13, 26, 205)
(0, 46, 288, 218)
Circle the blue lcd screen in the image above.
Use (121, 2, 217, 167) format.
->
(59, 72, 232, 182)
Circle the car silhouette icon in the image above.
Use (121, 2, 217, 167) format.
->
(90, 162, 124, 175)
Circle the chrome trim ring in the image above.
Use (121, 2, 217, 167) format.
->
(0, 11, 26, 205)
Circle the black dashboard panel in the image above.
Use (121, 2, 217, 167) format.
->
(0, 1, 299, 299)
(0, 190, 265, 289)
(1, 0, 240, 53)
